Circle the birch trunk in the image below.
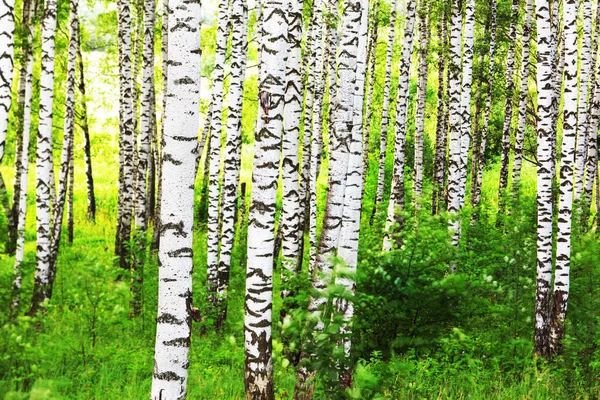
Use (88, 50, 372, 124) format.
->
(584, 5, 600, 212)
(30, 0, 59, 314)
(382, 0, 417, 251)
(497, 0, 521, 206)
(0, 0, 15, 162)
(533, 0, 555, 358)
(243, 0, 287, 396)
(150, 0, 200, 396)
(207, 0, 231, 304)
(511, 0, 533, 190)
(216, 0, 248, 328)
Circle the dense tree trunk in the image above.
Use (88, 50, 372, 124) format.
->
(30, 0, 59, 315)
(76, 27, 96, 221)
(0, 0, 15, 162)
(533, 0, 555, 358)
(471, 0, 497, 208)
(382, 0, 417, 251)
(216, 0, 248, 329)
(497, 0, 521, 208)
(372, 0, 398, 219)
(548, 0, 578, 356)
(130, 0, 155, 318)
(207, 0, 231, 306)
(574, 0, 592, 201)
(413, 1, 430, 201)
(150, 0, 200, 396)
(115, 0, 135, 270)
(432, 7, 448, 215)
(243, 0, 287, 396)
(11, 0, 35, 311)
(511, 0, 533, 191)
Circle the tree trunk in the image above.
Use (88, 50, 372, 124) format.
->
(216, 0, 248, 329)
(30, 0, 59, 315)
(497, 0, 521, 209)
(432, 7, 448, 215)
(130, 0, 155, 318)
(243, 0, 287, 396)
(68, 148, 75, 244)
(76, 26, 96, 221)
(412, 1, 430, 201)
(511, 0, 533, 192)
(0, 0, 15, 163)
(372, 0, 398, 221)
(533, 0, 555, 358)
(115, 0, 135, 271)
(382, 0, 417, 251)
(574, 0, 592, 201)
(150, 0, 200, 396)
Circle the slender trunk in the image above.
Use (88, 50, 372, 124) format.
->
(30, 0, 59, 315)
(574, 0, 592, 201)
(413, 1, 430, 201)
(77, 26, 96, 221)
(130, 0, 155, 318)
(68, 149, 74, 243)
(12, 31, 34, 312)
(372, 0, 398, 219)
(382, 0, 417, 251)
(115, 0, 136, 271)
(216, 0, 248, 329)
(244, 0, 287, 396)
(207, 0, 231, 306)
(150, 0, 200, 396)
(533, 0, 555, 358)
(511, 0, 533, 191)
(497, 0, 521, 209)
(0, 0, 15, 163)
(432, 7, 448, 215)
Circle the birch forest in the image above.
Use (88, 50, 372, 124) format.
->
(3, 0, 600, 397)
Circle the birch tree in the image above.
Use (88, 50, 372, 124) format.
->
(30, 0, 59, 314)
(511, 0, 533, 190)
(533, 0, 555, 358)
(584, 5, 600, 212)
(130, 0, 156, 317)
(497, 0, 521, 205)
(0, 0, 15, 162)
(548, 0, 577, 355)
(382, 0, 417, 251)
(472, 0, 498, 207)
(413, 0, 430, 200)
(150, 0, 201, 396)
(115, 0, 135, 270)
(216, 0, 248, 328)
(207, 0, 231, 305)
(243, 0, 287, 396)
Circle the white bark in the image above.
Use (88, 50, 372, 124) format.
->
(150, 0, 201, 396)
(0, 0, 15, 162)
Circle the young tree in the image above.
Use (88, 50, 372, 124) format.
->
(574, 0, 592, 200)
(497, 0, 521, 206)
(216, 0, 248, 328)
(150, 0, 201, 396)
(413, 0, 430, 201)
(207, 0, 231, 305)
(30, 0, 59, 314)
(472, 0, 498, 207)
(548, 0, 577, 356)
(432, 6, 448, 215)
(533, 0, 555, 358)
(130, 0, 156, 317)
(0, 0, 15, 162)
(511, 0, 533, 190)
(372, 0, 398, 218)
(243, 0, 287, 396)
(115, 0, 135, 270)
(76, 27, 96, 221)
(382, 0, 417, 251)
